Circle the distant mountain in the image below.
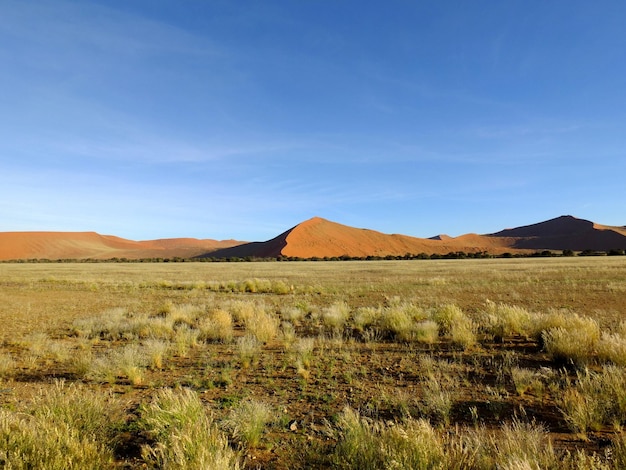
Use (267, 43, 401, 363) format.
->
(1, 215, 624, 260)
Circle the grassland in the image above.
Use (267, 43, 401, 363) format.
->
(1, 258, 626, 468)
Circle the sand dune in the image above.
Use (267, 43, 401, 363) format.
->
(280, 217, 513, 258)
(1, 215, 624, 260)
(488, 215, 626, 251)
(207, 217, 526, 259)
(0, 232, 242, 260)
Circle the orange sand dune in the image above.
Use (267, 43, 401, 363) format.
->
(2, 215, 624, 260)
(0, 232, 242, 260)
(206, 215, 626, 259)
(280, 217, 518, 258)
(207, 217, 527, 259)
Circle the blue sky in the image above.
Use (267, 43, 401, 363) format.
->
(1, 1, 625, 241)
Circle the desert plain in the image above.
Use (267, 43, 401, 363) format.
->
(1, 257, 626, 468)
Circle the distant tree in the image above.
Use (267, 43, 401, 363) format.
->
(607, 249, 625, 256)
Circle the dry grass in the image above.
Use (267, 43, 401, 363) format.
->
(139, 387, 240, 469)
(1, 258, 626, 468)
(0, 380, 125, 469)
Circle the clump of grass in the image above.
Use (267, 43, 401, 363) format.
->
(237, 335, 262, 369)
(139, 387, 240, 469)
(479, 301, 533, 340)
(144, 338, 170, 370)
(169, 304, 203, 329)
(597, 332, 626, 366)
(432, 304, 477, 349)
(228, 300, 256, 323)
(321, 301, 350, 333)
(244, 307, 279, 344)
(280, 321, 297, 349)
(542, 315, 600, 366)
(68, 346, 94, 377)
(491, 419, 558, 469)
(22, 331, 51, 357)
(281, 306, 306, 325)
(224, 399, 273, 448)
(414, 320, 439, 344)
(511, 367, 544, 397)
(0, 353, 15, 379)
(431, 304, 465, 336)
(86, 344, 149, 385)
(559, 366, 626, 436)
(292, 337, 316, 369)
(290, 336, 316, 380)
(331, 407, 445, 469)
(174, 324, 201, 357)
(353, 306, 380, 332)
(0, 380, 125, 469)
(417, 356, 459, 425)
(73, 308, 175, 341)
(199, 309, 234, 343)
(271, 280, 292, 295)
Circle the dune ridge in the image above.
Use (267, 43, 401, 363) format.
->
(1, 215, 625, 260)
(0, 232, 242, 260)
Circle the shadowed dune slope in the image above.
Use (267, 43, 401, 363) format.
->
(488, 215, 626, 251)
(0, 232, 242, 260)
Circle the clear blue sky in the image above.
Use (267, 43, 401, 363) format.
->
(1, 1, 625, 241)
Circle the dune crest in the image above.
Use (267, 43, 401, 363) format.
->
(0, 232, 242, 260)
(1, 215, 625, 260)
